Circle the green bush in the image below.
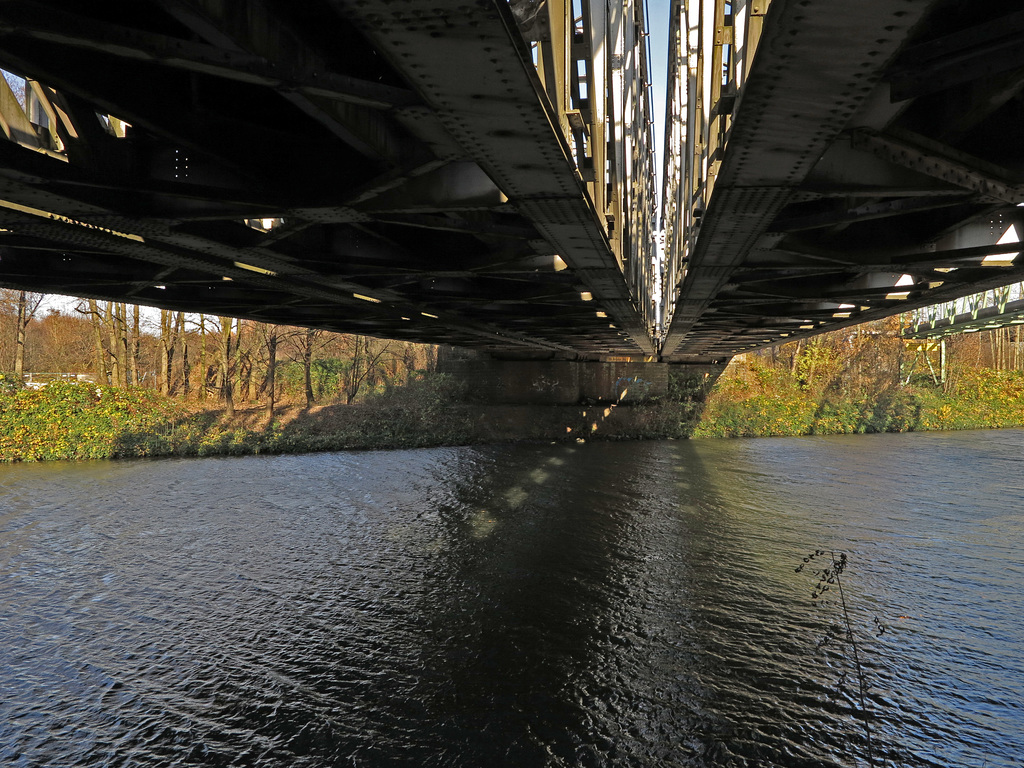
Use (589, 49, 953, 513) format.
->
(0, 372, 21, 395)
(347, 373, 471, 447)
(0, 381, 190, 461)
(276, 358, 351, 402)
(811, 399, 862, 435)
(915, 369, 1024, 431)
(860, 388, 921, 433)
(694, 391, 817, 437)
(694, 363, 1024, 440)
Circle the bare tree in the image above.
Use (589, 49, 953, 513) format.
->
(158, 310, 177, 395)
(10, 290, 43, 378)
(284, 326, 328, 407)
(263, 325, 280, 419)
(30, 308, 93, 372)
(301, 327, 320, 407)
(235, 318, 250, 400)
(198, 314, 208, 400)
(80, 299, 110, 384)
(105, 302, 124, 386)
(128, 304, 140, 385)
(176, 311, 189, 396)
(218, 316, 235, 417)
(344, 335, 393, 404)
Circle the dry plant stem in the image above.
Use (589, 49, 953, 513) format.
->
(830, 551, 876, 768)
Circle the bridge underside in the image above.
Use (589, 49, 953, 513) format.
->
(0, 0, 652, 360)
(663, 0, 1024, 363)
(4, 0, 1024, 366)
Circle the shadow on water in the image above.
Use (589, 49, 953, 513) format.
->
(396, 443, 679, 765)
(354, 441, 880, 767)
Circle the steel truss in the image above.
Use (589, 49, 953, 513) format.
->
(661, 0, 1024, 363)
(0, 0, 659, 360)
(905, 281, 1024, 339)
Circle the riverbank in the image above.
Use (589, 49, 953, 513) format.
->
(692, 366, 1024, 437)
(0, 377, 700, 462)
(3, 369, 1024, 462)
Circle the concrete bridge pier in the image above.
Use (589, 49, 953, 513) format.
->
(437, 348, 725, 405)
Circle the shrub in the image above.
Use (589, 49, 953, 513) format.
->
(694, 391, 817, 437)
(811, 400, 862, 435)
(0, 382, 190, 461)
(694, 360, 1024, 439)
(350, 373, 471, 447)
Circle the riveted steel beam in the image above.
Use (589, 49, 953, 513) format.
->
(850, 129, 1024, 205)
(889, 9, 1024, 102)
(660, 0, 1024, 362)
(0, 2, 418, 109)
(0, 0, 666, 359)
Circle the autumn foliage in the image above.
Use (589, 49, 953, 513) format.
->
(694, 319, 1024, 437)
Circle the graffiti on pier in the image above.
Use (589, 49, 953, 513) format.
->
(614, 375, 651, 402)
(531, 375, 559, 394)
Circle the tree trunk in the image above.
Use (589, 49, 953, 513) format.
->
(238, 353, 251, 401)
(403, 345, 417, 384)
(116, 303, 129, 386)
(87, 299, 109, 385)
(14, 290, 27, 378)
(105, 302, 122, 387)
(219, 316, 234, 418)
(159, 310, 174, 395)
(303, 328, 315, 407)
(265, 329, 278, 420)
(789, 339, 804, 375)
(198, 314, 207, 400)
(11, 291, 44, 379)
(235, 321, 248, 400)
(176, 312, 189, 396)
(346, 335, 363, 404)
(128, 304, 140, 386)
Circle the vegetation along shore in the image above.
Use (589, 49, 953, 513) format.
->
(2, 288, 1023, 462)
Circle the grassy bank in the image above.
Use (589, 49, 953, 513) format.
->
(0, 375, 702, 462)
(0, 375, 476, 462)
(3, 363, 1024, 462)
(692, 364, 1024, 438)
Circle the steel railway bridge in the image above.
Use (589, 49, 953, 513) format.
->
(1, 0, 1024, 377)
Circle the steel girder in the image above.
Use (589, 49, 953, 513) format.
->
(0, 0, 658, 360)
(661, 0, 1024, 363)
(904, 281, 1024, 339)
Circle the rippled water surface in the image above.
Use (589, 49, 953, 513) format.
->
(1, 430, 1022, 767)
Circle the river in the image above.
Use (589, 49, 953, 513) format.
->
(1, 429, 1022, 767)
